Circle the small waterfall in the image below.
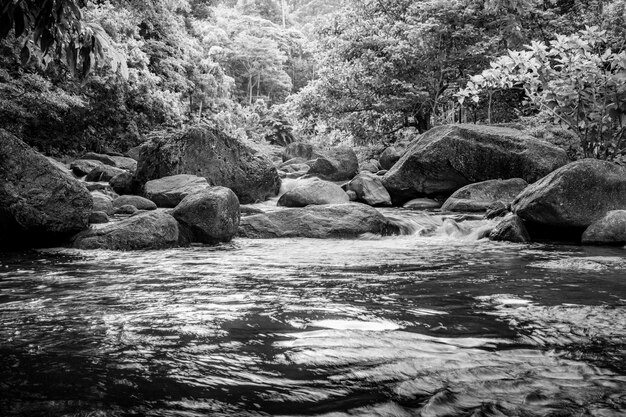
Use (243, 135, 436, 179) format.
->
(383, 209, 496, 241)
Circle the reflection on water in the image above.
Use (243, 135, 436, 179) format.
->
(1, 225, 625, 416)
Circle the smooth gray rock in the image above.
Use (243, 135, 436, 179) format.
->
(403, 198, 442, 210)
(172, 186, 240, 243)
(278, 179, 349, 207)
(513, 159, 626, 229)
(85, 165, 126, 182)
(73, 211, 180, 250)
(91, 191, 114, 214)
(238, 203, 394, 238)
(582, 210, 626, 245)
(71, 159, 105, 177)
(84, 152, 137, 172)
(489, 213, 531, 243)
(382, 124, 568, 203)
(144, 174, 211, 208)
(379, 146, 403, 170)
(136, 126, 280, 204)
(0, 129, 92, 248)
(347, 173, 391, 206)
(113, 204, 139, 215)
(89, 211, 109, 224)
(112, 195, 157, 211)
(442, 178, 528, 212)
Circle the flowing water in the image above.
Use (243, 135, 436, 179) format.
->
(1, 209, 626, 417)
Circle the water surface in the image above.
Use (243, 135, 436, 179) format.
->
(1, 216, 625, 416)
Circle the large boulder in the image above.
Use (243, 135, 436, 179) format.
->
(441, 178, 528, 212)
(346, 173, 392, 206)
(238, 203, 394, 238)
(382, 124, 569, 203)
(379, 146, 403, 170)
(112, 195, 157, 211)
(172, 186, 240, 243)
(0, 130, 92, 248)
(136, 126, 280, 204)
(513, 159, 626, 230)
(144, 174, 211, 208)
(306, 146, 359, 181)
(277, 178, 349, 207)
(72, 211, 180, 250)
(582, 210, 626, 245)
(489, 214, 531, 243)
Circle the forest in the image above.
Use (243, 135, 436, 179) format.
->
(1, 0, 624, 162)
(3, 2, 626, 416)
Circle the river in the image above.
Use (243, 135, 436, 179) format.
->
(1, 209, 625, 416)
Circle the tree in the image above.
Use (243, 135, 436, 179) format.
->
(288, 0, 523, 143)
(457, 26, 626, 160)
(0, 0, 126, 77)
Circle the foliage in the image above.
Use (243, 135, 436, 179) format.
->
(0, 0, 317, 154)
(0, 0, 127, 77)
(287, 0, 525, 144)
(458, 27, 626, 160)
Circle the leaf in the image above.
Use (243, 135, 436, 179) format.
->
(0, 10, 12, 38)
(20, 44, 30, 66)
(40, 29, 54, 54)
(14, 5, 25, 37)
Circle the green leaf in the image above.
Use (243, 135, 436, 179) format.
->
(14, 5, 25, 37)
(20, 44, 30, 66)
(0, 10, 12, 38)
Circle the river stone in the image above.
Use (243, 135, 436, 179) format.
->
(489, 213, 531, 243)
(513, 159, 626, 230)
(172, 186, 240, 243)
(582, 210, 626, 245)
(73, 211, 180, 250)
(89, 211, 109, 224)
(84, 152, 137, 172)
(442, 178, 528, 212)
(113, 204, 139, 215)
(382, 124, 569, 203)
(144, 174, 211, 208)
(85, 165, 127, 182)
(361, 159, 381, 173)
(279, 157, 308, 169)
(110, 172, 137, 195)
(486, 201, 510, 219)
(0, 129, 92, 248)
(278, 179, 349, 207)
(306, 146, 359, 181)
(91, 191, 114, 214)
(238, 203, 393, 239)
(125, 144, 144, 161)
(346, 173, 391, 206)
(112, 195, 157, 211)
(136, 125, 280, 204)
(403, 198, 442, 210)
(71, 159, 105, 177)
(379, 146, 403, 170)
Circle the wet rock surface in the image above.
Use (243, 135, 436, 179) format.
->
(382, 124, 568, 203)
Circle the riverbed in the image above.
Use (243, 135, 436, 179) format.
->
(1, 211, 625, 416)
